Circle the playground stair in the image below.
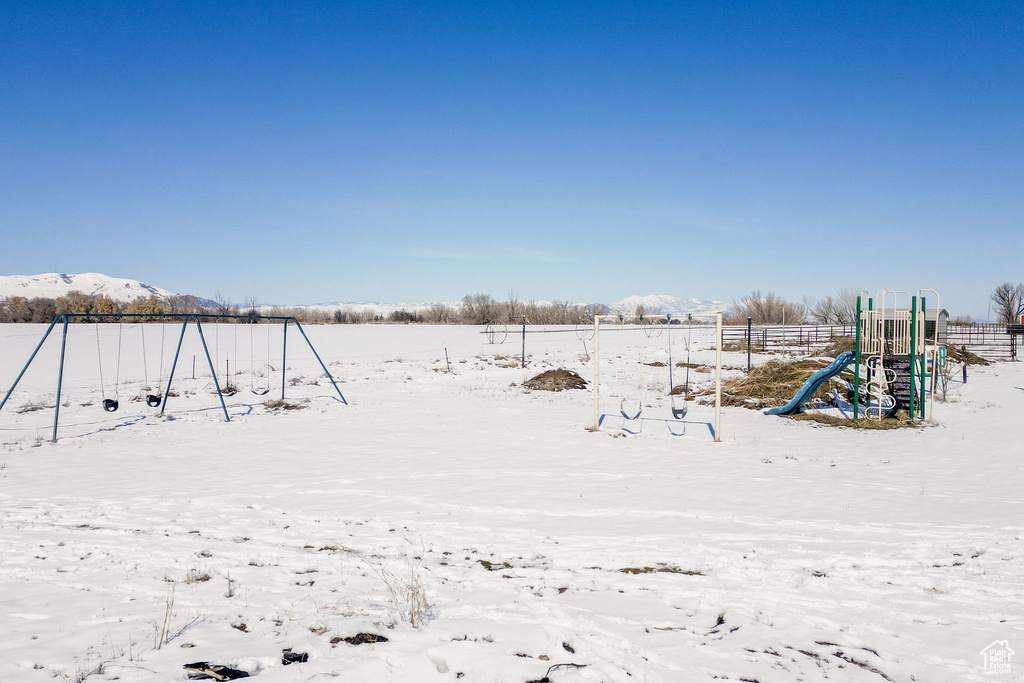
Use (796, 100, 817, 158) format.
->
(882, 357, 912, 410)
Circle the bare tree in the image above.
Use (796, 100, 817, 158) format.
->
(505, 289, 522, 324)
(990, 282, 1024, 324)
(834, 288, 859, 324)
(726, 291, 805, 325)
(459, 294, 497, 324)
(213, 291, 233, 316)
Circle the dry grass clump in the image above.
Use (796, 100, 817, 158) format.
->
(676, 361, 711, 372)
(791, 411, 914, 429)
(697, 358, 835, 409)
(946, 345, 991, 365)
(820, 336, 856, 357)
(524, 369, 588, 392)
(722, 340, 764, 353)
(264, 399, 307, 411)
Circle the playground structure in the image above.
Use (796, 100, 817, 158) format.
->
(592, 312, 723, 441)
(767, 289, 946, 421)
(0, 313, 346, 442)
(854, 289, 944, 421)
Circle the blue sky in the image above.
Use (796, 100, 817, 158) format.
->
(2, 1, 1021, 316)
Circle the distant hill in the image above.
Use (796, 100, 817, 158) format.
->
(0, 273, 217, 309)
(605, 294, 729, 316)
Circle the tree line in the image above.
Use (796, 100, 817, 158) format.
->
(0, 292, 206, 323)
(0, 290, 606, 325)
(2, 287, 997, 325)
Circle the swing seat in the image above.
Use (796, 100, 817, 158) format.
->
(671, 403, 688, 420)
(251, 388, 270, 396)
(102, 398, 119, 412)
(146, 394, 162, 408)
(620, 399, 642, 420)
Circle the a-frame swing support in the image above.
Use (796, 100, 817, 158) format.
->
(0, 313, 347, 442)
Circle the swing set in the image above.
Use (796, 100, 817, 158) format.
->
(591, 311, 724, 441)
(0, 313, 347, 442)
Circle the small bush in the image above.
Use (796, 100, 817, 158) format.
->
(264, 399, 307, 411)
(15, 401, 49, 414)
(183, 569, 211, 583)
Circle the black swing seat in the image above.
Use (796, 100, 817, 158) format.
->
(146, 394, 162, 408)
(251, 388, 270, 396)
(102, 398, 119, 412)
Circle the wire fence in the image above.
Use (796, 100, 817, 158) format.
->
(721, 324, 855, 352)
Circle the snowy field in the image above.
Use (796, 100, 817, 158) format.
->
(0, 322, 1021, 682)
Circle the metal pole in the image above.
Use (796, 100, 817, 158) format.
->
(919, 295, 927, 420)
(746, 317, 752, 372)
(0, 315, 63, 416)
(292, 319, 347, 404)
(913, 294, 921, 419)
(52, 317, 70, 442)
(593, 314, 601, 429)
(854, 296, 862, 420)
(715, 312, 723, 442)
(160, 317, 191, 415)
(521, 317, 526, 369)
(194, 318, 230, 422)
(281, 320, 288, 400)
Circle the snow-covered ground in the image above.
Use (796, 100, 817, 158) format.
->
(0, 323, 1020, 682)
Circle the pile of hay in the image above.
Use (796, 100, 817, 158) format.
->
(697, 358, 840, 409)
(524, 369, 588, 392)
(947, 345, 991, 366)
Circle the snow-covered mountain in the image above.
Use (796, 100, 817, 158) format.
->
(606, 294, 729, 316)
(0, 273, 216, 308)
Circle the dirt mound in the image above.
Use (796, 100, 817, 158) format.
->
(524, 369, 588, 392)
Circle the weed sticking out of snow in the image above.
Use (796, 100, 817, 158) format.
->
(263, 399, 307, 411)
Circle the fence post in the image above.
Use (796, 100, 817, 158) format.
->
(747, 317, 752, 372)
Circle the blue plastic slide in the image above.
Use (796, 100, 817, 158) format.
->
(765, 351, 855, 416)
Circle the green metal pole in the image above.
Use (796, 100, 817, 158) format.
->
(919, 296, 927, 420)
(913, 294, 921, 419)
(52, 317, 70, 442)
(854, 296, 862, 420)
